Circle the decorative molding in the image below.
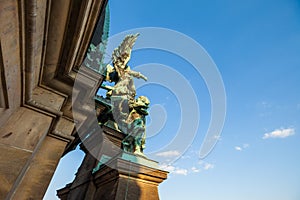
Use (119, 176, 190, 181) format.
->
(59, 0, 108, 77)
(0, 42, 9, 109)
(0, 0, 109, 198)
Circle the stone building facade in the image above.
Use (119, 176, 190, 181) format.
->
(0, 0, 109, 199)
(1, 0, 168, 199)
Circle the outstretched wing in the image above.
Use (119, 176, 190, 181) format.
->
(112, 33, 140, 62)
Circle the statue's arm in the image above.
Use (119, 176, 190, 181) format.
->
(128, 70, 147, 81)
(105, 64, 114, 81)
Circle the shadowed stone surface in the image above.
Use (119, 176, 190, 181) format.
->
(0, 0, 108, 198)
(93, 156, 168, 200)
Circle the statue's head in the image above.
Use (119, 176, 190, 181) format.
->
(133, 96, 150, 116)
(136, 96, 150, 107)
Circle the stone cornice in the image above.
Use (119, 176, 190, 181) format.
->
(21, 0, 107, 142)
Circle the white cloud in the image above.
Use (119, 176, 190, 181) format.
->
(159, 164, 175, 172)
(203, 163, 214, 170)
(235, 144, 250, 151)
(160, 160, 215, 176)
(198, 160, 204, 165)
(261, 101, 272, 108)
(174, 169, 188, 175)
(155, 150, 180, 157)
(263, 128, 295, 139)
(159, 164, 188, 176)
(191, 167, 200, 173)
(213, 135, 222, 141)
(198, 161, 215, 170)
(235, 146, 242, 151)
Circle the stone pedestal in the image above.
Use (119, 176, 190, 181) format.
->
(92, 153, 168, 200)
(57, 126, 169, 200)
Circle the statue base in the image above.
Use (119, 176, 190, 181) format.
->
(92, 152, 168, 200)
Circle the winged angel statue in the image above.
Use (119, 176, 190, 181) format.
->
(100, 33, 150, 155)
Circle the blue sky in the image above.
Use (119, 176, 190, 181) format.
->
(45, 0, 300, 199)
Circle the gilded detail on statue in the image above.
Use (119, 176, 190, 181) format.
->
(97, 34, 149, 155)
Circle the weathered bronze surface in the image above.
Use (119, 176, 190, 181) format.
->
(97, 34, 150, 155)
